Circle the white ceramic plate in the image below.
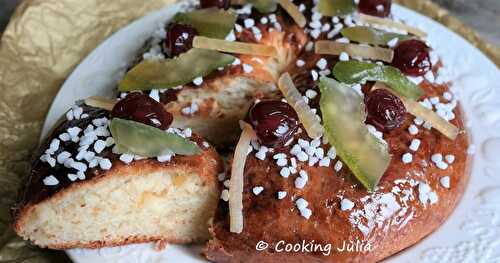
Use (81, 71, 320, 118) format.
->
(41, 2, 500, 263)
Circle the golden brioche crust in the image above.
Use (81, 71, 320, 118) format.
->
(205, 81, 471, 262)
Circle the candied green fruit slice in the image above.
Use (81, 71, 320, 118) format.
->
(249, 0, 278, 13)
(357, 14, 427, 38)
(341, 26, 411, 46)
(319, 77, 391, 192)
(110, 118, 201, 157)
(174, 8, 237, 39)
(332, 61, 424, 100)
(119, 48, 234, 91)
(318, 0, 355, 16)
(112, 143, 130, 155)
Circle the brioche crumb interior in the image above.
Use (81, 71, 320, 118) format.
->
(169, 76, 279, 146)
(18, 170, 218, 248)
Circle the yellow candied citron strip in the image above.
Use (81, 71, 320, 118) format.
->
(229, 121, 255, 234)
(315, 40, 394, 62)
(84, 96, 117, 111)
(193, 36, 278, 57)
(278, 72, 324, 139)
(374, 83, 459, 140)
(357, 13, 427, 38)
(277, 0, 307, 28)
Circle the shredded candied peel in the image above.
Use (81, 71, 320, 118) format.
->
(374, 83, 459, 140)
(229, 121, 255, 233)
(277, 0, 307, 28)
(278, 72, 324, 139)
(193, 36, 278, 57)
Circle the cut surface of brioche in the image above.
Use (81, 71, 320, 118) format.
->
(14, 156, 222, 249)
(167, 76, 279, 147)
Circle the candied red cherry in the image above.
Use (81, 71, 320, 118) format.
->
(358, 0, 392, 17)
(111, 92, 173, 130)
(248, 100, 299, 147)
(392, 39, 432, 76)
(200, 0, 230, 9)
(164, 23, 197, 57)
(364, 89, 406, 131)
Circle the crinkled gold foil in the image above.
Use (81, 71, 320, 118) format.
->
(0, 0, 497, 261)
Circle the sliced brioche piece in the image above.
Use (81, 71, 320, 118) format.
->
(13, 108, 223, 249)
(15, 151, 222, 249)
(15, 157, 221, 249)
(166, 75, 280, 147)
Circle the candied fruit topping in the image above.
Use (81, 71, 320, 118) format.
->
(248, 100, 299, 147)
(200, 0, 230, 9)
(365, 88, 407, 131)
(392, 39, 432, 77)
(358, 0, 392, 17)
(111, 93, 173, 130)
(164, 23, 197, 57)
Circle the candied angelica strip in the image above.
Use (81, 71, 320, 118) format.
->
(248, 0, 278, 13)
(319, 77, 391, 192)
(356, 13, 427, 38)
(119, 48, 234, 91)
(332, 60, 424, 100)
(109, 118, 201, 157)
(341, 26, 411, 46)
(174, 8, 237, 39)
(315, 40, 394, 62)
(318, 0, 355, 16)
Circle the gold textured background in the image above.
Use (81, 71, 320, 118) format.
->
(0, 0, 497, 261)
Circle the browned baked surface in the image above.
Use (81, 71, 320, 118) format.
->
(205, 81, 470, 262)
